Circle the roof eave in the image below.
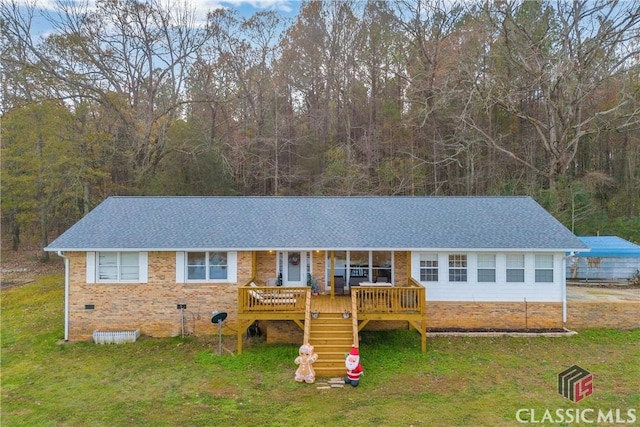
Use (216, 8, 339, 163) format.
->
(46, 246, 589, 252)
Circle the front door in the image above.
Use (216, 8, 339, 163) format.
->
(284, 251, 306, 286)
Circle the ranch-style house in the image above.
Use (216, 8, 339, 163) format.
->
(45, 196, 588, 376)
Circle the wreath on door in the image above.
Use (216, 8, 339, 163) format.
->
(288, 253, 300, 265)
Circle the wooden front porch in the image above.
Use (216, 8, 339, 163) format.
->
(237, 279, 427, 375)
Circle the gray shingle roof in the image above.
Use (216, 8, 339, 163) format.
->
(45, 196, 588, 251)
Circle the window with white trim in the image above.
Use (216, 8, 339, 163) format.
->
(419, 254, 438, 282)
(506, 254, 525, 282)
(98, 252, 140, 282)
(535, 254, 554, 283)
(187, 251, 228, 281)
(477, 254, 496, 282)
(448, 254, 467, 282)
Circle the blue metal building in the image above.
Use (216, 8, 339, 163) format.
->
(567, 236, 640, 282)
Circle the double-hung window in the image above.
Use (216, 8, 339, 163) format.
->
(187, 252, 228, 281)
(419, 254, 439, 282)
(477, 254, 496, 282)
(94, 252, 143, 282)
(535, 254, 554, 283)
(506, 254, 525, 283)
(448, 254, 467, 282)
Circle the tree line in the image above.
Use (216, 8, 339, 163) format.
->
(1, 0, 639, 258)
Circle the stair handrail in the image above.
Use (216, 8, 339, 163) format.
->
(351, 291, 359, 348)
(303, 288, 312, 344)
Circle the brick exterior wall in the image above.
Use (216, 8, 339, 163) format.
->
(65, 250, 637, 342)
(66, 251, 250, 341)
(394, 251, 408, 285)
(312, 251, 327, 292)
(255, 251, 276, 285)
(425, 302, 564, 330)
(566, 301, 640, 330)
(66, 250, 326, 341)
(262, 300, 640, 346)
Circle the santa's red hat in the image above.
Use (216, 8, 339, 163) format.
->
(350, 346, 359, 356)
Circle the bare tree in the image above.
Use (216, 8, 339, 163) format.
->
(1, 0, 210, 185)
(467, 0, 640, 189)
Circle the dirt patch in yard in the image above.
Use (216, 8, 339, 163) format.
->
(0, 239, 64, 289)
(567, 285, 640, 301)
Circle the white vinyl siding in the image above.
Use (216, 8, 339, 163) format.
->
(413, 251, 565, 302)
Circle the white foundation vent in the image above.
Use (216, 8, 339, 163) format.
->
(93, 329, 140, 344)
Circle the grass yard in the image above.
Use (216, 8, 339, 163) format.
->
(1, 275, 639, 426)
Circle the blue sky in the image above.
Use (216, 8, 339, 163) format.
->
(209, 0, 300, 16)
(23, 0, 302, 36)
(166, 0, 301, 19)
(29, 0, 301, 15)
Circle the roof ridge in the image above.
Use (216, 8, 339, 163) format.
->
(106, 195, 532, 199)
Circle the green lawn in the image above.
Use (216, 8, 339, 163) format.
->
(2, 275, 639, 426)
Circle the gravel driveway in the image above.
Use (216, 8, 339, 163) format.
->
(567, 285, 640, 301)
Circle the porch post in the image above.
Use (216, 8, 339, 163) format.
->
(252, 250, 257, 279)
(330, 250, 335, 298)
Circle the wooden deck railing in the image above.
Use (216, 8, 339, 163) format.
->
(239, 279, 424, 317)
(238, 283, 309, 313)
(352, 280, 425, 314)
(237, 278, 427, 354)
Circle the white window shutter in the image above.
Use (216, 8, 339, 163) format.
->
(227, 251, 238, 283)
(86, 252, 96, 283)
(139, 252, 148, 283)
(176, 252, 185, 283)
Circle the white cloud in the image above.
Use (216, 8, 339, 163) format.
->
(217, 0, 295, 13)
(26, 0, 295, 14)
(17, 0, 297, 35)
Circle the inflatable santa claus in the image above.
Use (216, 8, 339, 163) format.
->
(344, 345, 363, 387)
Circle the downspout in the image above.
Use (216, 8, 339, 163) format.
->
(562, 252, 572, 325)
(57, 251, 70, 341)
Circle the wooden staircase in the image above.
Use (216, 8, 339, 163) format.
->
(308, 313, 355, 377)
